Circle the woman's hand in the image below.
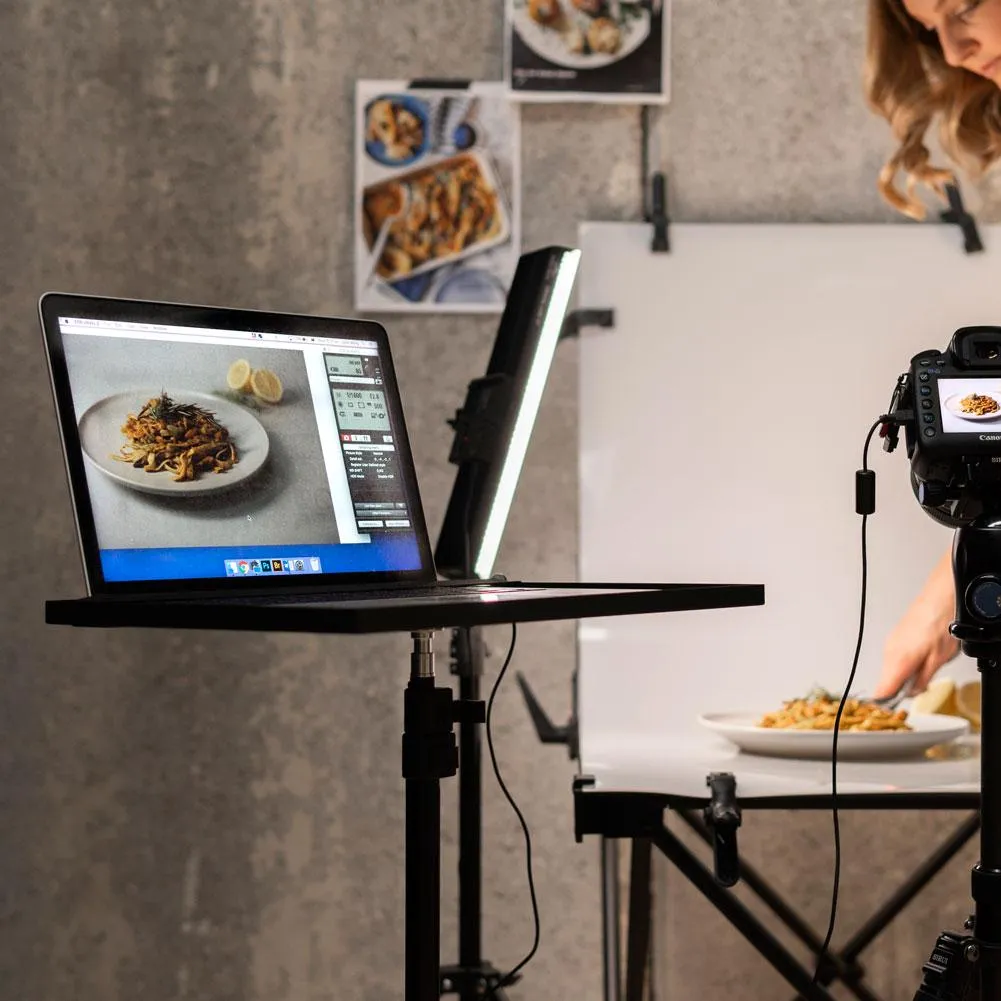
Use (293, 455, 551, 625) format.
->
(874, 545, 960, 697)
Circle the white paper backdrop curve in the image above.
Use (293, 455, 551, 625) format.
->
(576, 221, 999, 773)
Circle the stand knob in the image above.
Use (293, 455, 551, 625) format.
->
(917, 480, 950, 508)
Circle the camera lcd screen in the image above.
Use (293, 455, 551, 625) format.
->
(937, 377, 1001, 433)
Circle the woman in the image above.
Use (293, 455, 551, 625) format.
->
(866, 0, 1001, 697)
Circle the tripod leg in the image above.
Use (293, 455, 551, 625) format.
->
(975, 661, 1001, 999)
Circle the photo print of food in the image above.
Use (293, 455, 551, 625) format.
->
(62, 335, 340, 553)
(506, 0, 670, 102)
(354, 80, 521, 313)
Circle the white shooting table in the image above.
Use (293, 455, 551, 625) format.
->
(571, 728, 980, 1001)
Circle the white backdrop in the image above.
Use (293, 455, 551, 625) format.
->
(576, 221, 1000, 774)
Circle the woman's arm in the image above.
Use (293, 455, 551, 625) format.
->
(875, 544, 959, 697)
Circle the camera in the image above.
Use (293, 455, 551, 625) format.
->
(886, 326, 1001, 529)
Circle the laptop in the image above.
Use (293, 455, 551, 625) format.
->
(39, 292, 763, 633)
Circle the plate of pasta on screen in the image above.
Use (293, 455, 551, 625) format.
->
(698, 688, 969, 761)
(943, 391, 1001, 421)
(78, 389, 270, 496)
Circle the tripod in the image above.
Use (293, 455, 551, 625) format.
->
(913, 515, 1001, 1000)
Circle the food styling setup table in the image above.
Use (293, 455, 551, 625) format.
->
(566, 708, 980, 1001)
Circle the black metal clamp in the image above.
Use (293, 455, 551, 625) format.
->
(704, 772, 742, 888)
(561, 309, 615, 342)
(648, 172, 670, 253)
(941, 181, 984, 255)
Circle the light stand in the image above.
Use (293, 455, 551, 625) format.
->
(434, 246, 582, 999)
(913, 515, 1001, 1000)
(439, 375, 512, 1000)
(404, 630, 487, 1000)
(440, 625, 510, 1000)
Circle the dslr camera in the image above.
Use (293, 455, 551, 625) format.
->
(887, 326, 1001, 530)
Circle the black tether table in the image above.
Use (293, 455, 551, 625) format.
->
(46, 580, 764, 1001)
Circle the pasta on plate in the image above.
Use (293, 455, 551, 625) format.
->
(757, 689, 912, 732)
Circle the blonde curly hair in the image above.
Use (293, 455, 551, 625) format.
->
(865, 0, 1001, 218)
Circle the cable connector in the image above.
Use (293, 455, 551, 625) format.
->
(879, 410, 912, 453)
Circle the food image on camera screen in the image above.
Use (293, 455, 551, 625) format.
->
(938, 378, 1001, 431)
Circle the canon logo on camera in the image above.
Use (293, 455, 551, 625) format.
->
(979, 434, 1001, 441)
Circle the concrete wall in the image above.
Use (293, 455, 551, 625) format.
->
(1, 1, 997, 999)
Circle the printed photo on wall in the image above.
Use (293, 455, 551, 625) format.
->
(354, 80, 522, 314)
(505, 0, 670, 103)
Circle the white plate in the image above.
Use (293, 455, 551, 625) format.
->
(78, 390, 270, 496)
(511, 3, 650, 69)
(943, 392, 1001, 421)
(698, 711, 969, 761)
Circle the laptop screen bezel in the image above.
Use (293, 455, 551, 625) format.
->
(38, 292, 437, 596)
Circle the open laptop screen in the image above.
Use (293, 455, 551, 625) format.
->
(39, 294, 433, 594)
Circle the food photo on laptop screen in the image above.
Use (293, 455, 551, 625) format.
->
(39, 295, 432, 591)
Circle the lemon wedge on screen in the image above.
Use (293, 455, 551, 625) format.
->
(911, 677, 958, 716)
(251, 368, 283, 404)
(956, 680, 981, 733)
(227, 358, 253, 392)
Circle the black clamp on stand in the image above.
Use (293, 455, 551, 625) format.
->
(911, 518, 1001, 1000)
(704, 772, 741, 888)
(941, 181, 984, 255)
(446, 373, 513, 470)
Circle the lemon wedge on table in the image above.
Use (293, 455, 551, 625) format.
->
(956, 680, 982, 733)
(227, 358, 253, 392)
(911, 677, 959, 716)
(251, 368, 283, 404)
(911, 677, 981, 733)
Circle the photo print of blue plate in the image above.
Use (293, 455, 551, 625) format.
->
(364, 93, 431, 168)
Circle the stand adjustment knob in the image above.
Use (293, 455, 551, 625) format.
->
(917, 480, 949, 507)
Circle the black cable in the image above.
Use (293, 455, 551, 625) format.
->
(483, 623, 541, 999)
(812, 416, 886, 987)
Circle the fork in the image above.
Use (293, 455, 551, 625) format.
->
(850, 679, 912, 711)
